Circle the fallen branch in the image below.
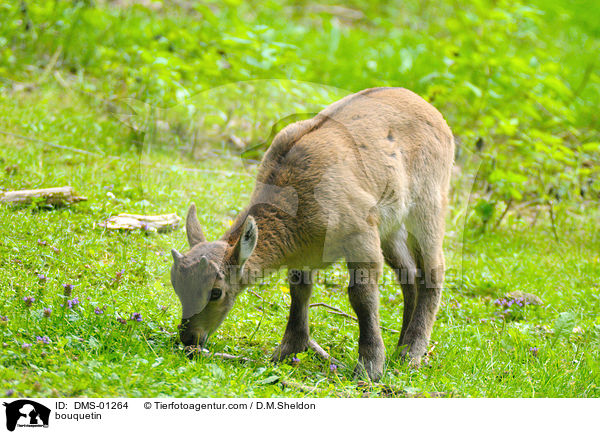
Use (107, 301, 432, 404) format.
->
(308, 338, 343, 366)
(248, 289, 281, 309)
(98, 213, 181, 232)
(184, 346, 254, 363)
(310, 302, 400, 334)
(183, 339, 342, 368)
(0, 186, 87, 206)
(309, 302, 346, 314)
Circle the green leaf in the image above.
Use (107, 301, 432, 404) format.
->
(258, 375, 280, 385)
(553, 312, 576, 340)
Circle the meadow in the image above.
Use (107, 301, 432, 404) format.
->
(0, 0, 598, 397)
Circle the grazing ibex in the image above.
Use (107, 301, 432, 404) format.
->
(171, 87, 454, 380)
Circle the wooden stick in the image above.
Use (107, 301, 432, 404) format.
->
(184, 346, 254, 363)
(98, 213, 181, 232)
(0, 186, 87, 206)
(248, 289, 280, 309)
(310, 302, 400, 334)
(308, 338, 343, 366)
(309, 302, 346, 313)
(184, 339, 342, 367)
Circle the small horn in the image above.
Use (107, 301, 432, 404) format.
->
(171, 248, 184, 264)
(186, 203, 206, 247)
(199, 255, 209, 270)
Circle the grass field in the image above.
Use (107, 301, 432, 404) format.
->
(1, 87, 599, 398)
(1, 0, 599, 398)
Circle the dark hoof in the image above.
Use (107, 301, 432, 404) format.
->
(271, 339, 308, 363)
(353, 359, 383, 382)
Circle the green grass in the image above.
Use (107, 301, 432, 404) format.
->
(1, 85, 599, 398)
(0, 0, 599, 398)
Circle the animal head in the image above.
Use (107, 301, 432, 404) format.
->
(171, 204, 258, 347)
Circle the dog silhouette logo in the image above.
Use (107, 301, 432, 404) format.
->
(3, 400, 50, 431)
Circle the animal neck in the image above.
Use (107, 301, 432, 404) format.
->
(223, 204, 294, 285)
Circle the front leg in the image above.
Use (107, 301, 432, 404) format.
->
(347, 261, 385, 381)
(272, 269, 313, 362)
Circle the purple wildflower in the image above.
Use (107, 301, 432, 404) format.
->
(5, 389, 14, 397)
(115, 269, 125, 280)
(43, 308, 52, 318)
(117, 317, 127, 325)
(291, 356, 300, 365)
(94, 307, 104, 315)
(66, 297, 79, 309)
(51, 246, 61, 254)
(494, 296, 530, 309)
(530, 347, 539, 357)
(330, 364, 338, 372)
(22, 343, 32, 350)
(130, 312, 143, 322)
(37, 239, 47, 246)
(0, 315, 8, 325)
(36, 336, 50, 344)
(37, 274, 46, 282)
(23, 296, 35, 307)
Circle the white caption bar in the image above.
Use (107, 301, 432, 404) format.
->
(1, 398, 595, 433)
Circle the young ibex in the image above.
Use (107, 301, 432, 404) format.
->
(170, 87, 454, 380)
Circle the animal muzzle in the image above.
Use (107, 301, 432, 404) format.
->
(178, 319, 207, 347)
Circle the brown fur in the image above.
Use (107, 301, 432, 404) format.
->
(171, 87, 454, 380)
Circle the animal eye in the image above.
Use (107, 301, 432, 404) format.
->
(210, 288, 222, 301)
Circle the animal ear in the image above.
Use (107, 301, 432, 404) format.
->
(232, 216, 258, 269)
(186, 203, 206, 247)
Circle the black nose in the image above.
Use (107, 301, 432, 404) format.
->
(180, 331, 195, 346)
(178, 321, 206, 347)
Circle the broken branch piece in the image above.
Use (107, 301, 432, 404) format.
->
(0, 186, 87, 206)
(310, 302, 400, 334)
(98, 213, 181, 232)
(184, 346, 254, 363)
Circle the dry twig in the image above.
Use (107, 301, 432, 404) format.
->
(184, 346, 254, 363)
(310, 302, 400, 334)
(308, 339, 343, 366)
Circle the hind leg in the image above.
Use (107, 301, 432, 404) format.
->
(344, 230, 386, 381)
(382, 226, 417, 345)
(400, 203, 447, 364)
